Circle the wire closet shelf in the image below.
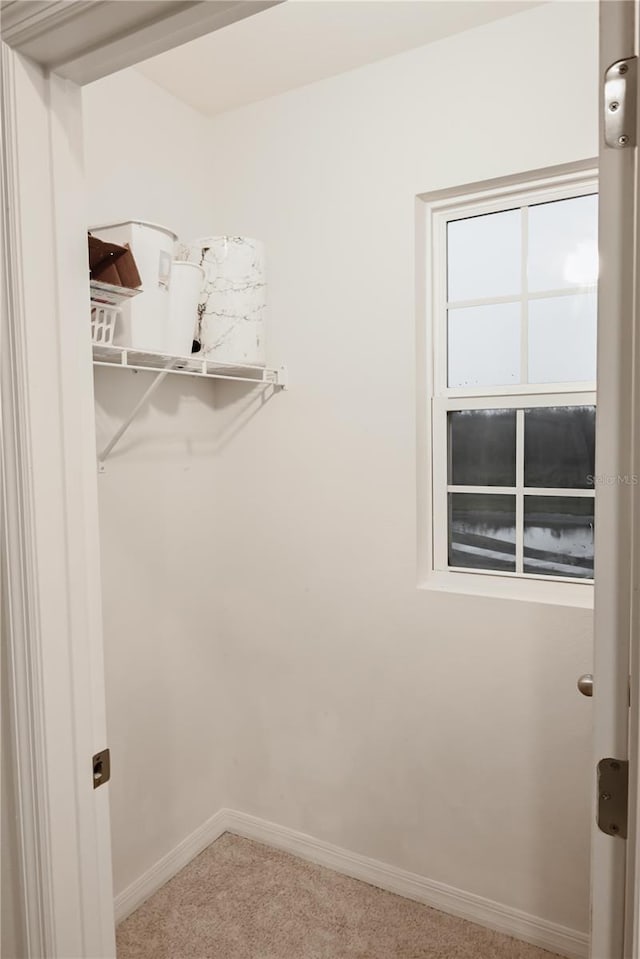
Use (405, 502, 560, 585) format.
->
(92, 343, 286, 388)
(92, 344, 287, 469)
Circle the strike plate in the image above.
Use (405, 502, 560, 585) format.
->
(93, 748, 111, 789)
(597, 758, 628, 838)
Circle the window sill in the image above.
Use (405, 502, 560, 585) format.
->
(419, 569, 594, 609)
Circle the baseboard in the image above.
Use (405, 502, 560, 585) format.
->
(224, 809, 588, 959)
(114, 808, 227, 922)
(115, 806, 589, 959)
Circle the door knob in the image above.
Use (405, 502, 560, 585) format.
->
(577, 673, 594, 697)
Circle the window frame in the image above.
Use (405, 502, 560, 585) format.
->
(418, 163, 598, 608)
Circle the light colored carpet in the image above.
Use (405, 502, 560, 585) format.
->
(116, 833, 560, 959)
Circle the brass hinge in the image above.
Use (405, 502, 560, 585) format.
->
(93, 748, 111, 789)
(597, 758, 628, 838)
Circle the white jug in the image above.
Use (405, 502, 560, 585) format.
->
(166, 262, 205, 357)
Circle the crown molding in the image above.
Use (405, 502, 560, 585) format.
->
(0, 0, 283, 85)
(0, 1, 97, 46)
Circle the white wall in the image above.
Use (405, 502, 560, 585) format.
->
(83, 71, 234, 895)
(84, 0, 598, 936)
(83, 69, 211, 240)
(202, 0, 597, 934)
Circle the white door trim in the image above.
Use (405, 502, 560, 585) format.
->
(1, 44, 55, 958)
(0, 42, 116, 958)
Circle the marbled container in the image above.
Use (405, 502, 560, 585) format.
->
(177, 236, 266, 366)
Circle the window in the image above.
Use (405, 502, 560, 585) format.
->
(423, 168, 598, 603)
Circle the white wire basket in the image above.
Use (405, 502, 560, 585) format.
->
(91, 302, 120, 346)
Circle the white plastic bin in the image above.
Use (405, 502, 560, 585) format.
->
(177, 236, 266, 366)
(166, 262, 205, 357)
(90, 220, 178, 352)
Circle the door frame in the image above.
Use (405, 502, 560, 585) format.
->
(1, 1, 638, 956)
(1, 46, 117, 958)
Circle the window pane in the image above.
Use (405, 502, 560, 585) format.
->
(449, 410, 516, 486)
(528, 292, 597, 383)
(528, 194, 598, 292)
(449, 493, 516, 572)
(524, 406, 595, 488)
(447, 209, 521, 302)
(448, 302, 520, 388)
(524, 496, 594, 578)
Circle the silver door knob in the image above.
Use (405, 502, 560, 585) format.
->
(577, 673, 593, 697)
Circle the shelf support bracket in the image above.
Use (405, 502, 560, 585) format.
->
(98, 361, 176, 470)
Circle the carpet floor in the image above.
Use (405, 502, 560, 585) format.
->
(116, 833, 560, 959)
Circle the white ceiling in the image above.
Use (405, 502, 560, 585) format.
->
(136, 0, 543, 118)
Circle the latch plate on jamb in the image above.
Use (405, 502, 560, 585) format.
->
(597, 758, 628, 838)
(604, 58, 637, 148)
(93, 748, 111, 789)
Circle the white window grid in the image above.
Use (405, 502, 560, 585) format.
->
(428, 169, 598, 586)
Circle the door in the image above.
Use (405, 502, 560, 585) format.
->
(591, 1, 640, 956)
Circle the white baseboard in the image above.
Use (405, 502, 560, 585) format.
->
(115, 807, 589, 959)
(114, 808, 227, 922)
(224, 809, 588, 959)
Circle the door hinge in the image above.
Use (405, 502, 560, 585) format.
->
(597, 758, 628, 838)
(92, 748, 111, 789)
(604, 57, 637, 148)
